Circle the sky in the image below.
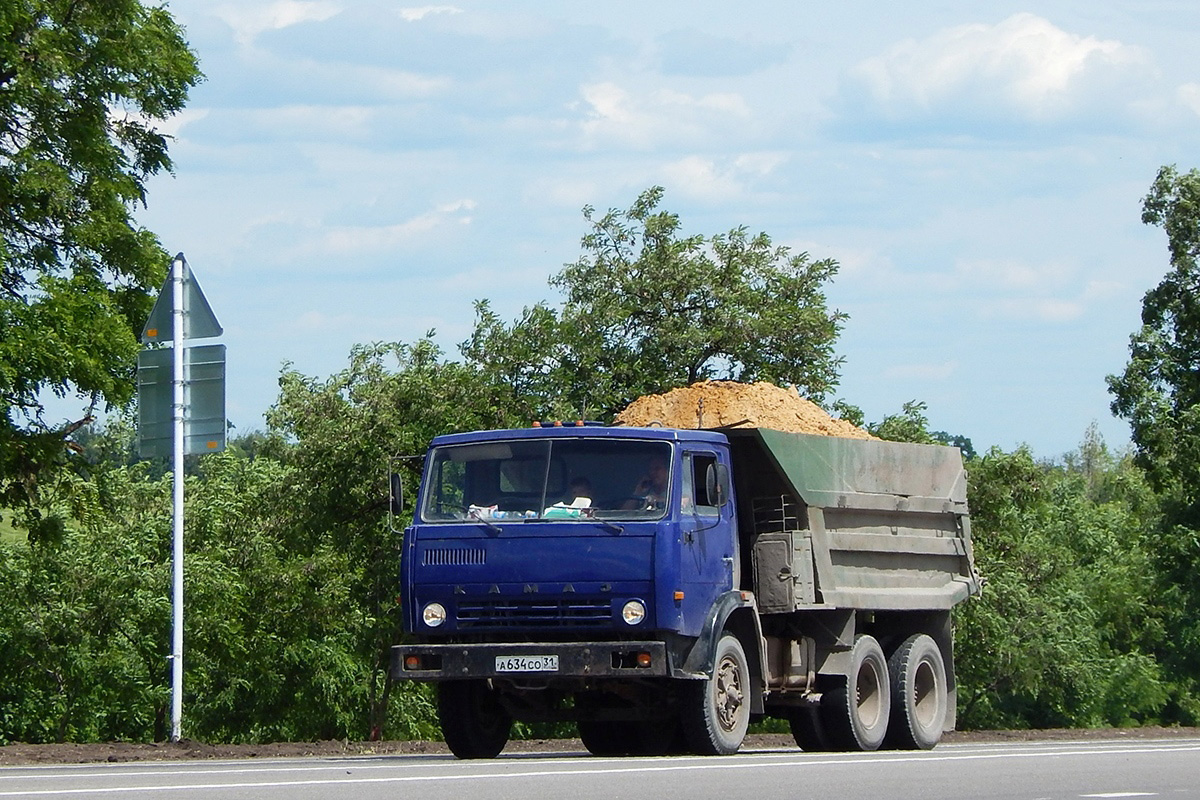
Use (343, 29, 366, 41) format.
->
(111, 0, 1200, 458)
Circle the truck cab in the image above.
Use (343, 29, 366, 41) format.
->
(394, 425, 754, 757)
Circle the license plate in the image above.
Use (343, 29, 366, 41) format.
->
(495, 654, 559, 673)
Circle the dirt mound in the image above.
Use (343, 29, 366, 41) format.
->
(613, 381, 874, 439)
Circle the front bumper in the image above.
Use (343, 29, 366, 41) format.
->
(392, 640, 669, 680)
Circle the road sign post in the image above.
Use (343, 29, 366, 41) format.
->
(138, 253, 225, 743)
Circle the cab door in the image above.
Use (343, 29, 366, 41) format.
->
(677, 450, 737, 633)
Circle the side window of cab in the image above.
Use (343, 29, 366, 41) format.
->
(682, 452, 719, 516)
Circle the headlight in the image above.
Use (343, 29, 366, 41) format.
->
(621, 600, 646, 625)
(422, 602, 447, 628)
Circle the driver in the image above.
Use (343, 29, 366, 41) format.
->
(625, 454, 668, 509)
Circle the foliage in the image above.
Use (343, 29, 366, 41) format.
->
(264, 339, 512, 739)
(462, 187, 847, 420)
(955, 442, 1169, 729)
(0, 423, 421, 745)
(0, 463, 170, 743)
(868, 400, 941, 445)
(0, 0, 202, 532)
(1108, 165, 1200, 502)
(867, 399, 976, 457)
(1107, 164, 1200, 723)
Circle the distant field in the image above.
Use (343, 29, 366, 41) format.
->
(1, 511, 27, 544)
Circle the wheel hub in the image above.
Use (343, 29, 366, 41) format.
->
(715, 654, 744, 731)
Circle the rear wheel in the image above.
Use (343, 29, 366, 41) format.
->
(788, 705, 831, 751)
(437, 680, 512, 759)
(681, 634, 751, 755)
(885, 634, 948, 750)
(579, 716, 685, 756)
(821, 634, 890, 751)
(633, 717, 688, 755)
(578, 720, 629, 756)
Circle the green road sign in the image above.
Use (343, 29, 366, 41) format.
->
(137, 344, 227, 458)
(141, 260, 223, 343)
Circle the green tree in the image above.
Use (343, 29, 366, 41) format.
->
(866, 399, 976, 457)
(0, 0, 202, 533)
(1107, 164, 1200, 723)
(1109, 165, 1200, 503)
(462, 187, 847, 420)
(0, 419, 417, 745)
(955, 443, 1168, 729)
(265, 339, 510, 739)
(868, 400, 940, 444)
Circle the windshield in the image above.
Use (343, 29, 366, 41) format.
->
(421, 438, 673, 523)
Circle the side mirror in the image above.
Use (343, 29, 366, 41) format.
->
(389, 472, 405, 517)
(705, 463, 731, 508)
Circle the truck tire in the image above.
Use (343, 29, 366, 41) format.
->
(681, 634, 751, 755)
(437, 680, 512, 759)
(788, 706, 831, 751)
(578, 720, 629, 756)
(885, 634, 947, 750)
(635, 717, 689, 755)
(579, 718, 686, 757)
(821, 634, 890, 751)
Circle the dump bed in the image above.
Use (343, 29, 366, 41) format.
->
(725, 428, 981, 613)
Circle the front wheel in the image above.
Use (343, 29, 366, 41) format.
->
(437, 680, 513, 759)
(885, 634, 948, 750)
(821, 634, 890, 751)
(681, 634, 751, 755)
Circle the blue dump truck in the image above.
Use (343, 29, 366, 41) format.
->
(391, 423, 981, 758)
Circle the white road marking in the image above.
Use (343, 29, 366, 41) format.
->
(0, 742, 1196, 796)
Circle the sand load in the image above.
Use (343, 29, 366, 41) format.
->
(613, 380, 874, 440)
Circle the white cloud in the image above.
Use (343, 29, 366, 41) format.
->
(882, 360, 959, 381)
(321, 200, 476, 253)
(733, 152, 788, 176)
(398, 6, 463, 22)
(522, 178, 601, 210)
(216, 1, 341, 46)
(660, 157, 741, 200)
(835, 251, 1114, 324)
(109, 108, 210, 139)
(848, 13, 1148, 121)
(984, 297, 1085, 322)
(657, 152, 777, 201)
(658, 153, 784, 201)
(575, 82, 751, 149)
(953, 257, 1075, 291)
(241, 105, 376, 140)
(1179, 83, 1200, 117)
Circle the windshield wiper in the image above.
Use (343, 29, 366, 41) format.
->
(468, 510, 502, 534)
(522, 516, 624, 534)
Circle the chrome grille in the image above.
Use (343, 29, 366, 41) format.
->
(422, 547, 486, 567)
(456, 597, 612, 628)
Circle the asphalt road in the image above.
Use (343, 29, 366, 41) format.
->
(1, 738, 1197, 799)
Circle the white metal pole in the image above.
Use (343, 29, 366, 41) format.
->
(170, 254, 185, 742)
